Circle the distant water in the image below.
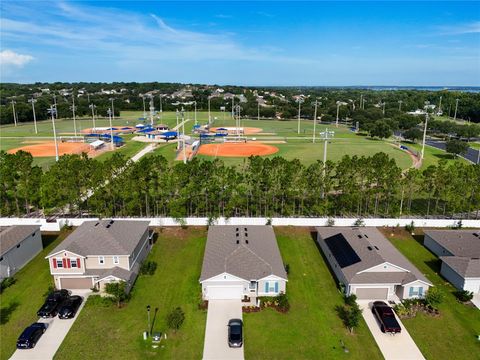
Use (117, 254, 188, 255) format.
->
(351, 86, 480, 93)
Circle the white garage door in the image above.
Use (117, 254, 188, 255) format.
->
(207, 286, 243, 300)
(355, 287, 389, 300)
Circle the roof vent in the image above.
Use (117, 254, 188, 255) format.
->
(236, 240, 239, 244)
(367, 246, 373, 251)
(357, 235, 363, 239)
(374, 246, 379, 250)
(109, 220, 114, 225)
(364, 234, 369, 238)
(94, 222, 99, 227)
(245, 233, 248, 237)
(245, 240, 249, 244)
(236, 233, 239, 237)
(244, 227, 247, 231)
(106, 224, 111, 228)
(473, 233, 479, 237)
(236, 227, 239, 231)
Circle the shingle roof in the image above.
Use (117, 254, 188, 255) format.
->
(424, 230, 480, 258)
(88, 263, 140, 283)
(200, 226, 287, 282)
(440, 256, 480, 278)
(0, 225, 41, 256)
(316, 227, 431, 285)
(47, 220, 149, 257)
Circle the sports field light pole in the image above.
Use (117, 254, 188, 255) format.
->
(109, 98, 115, 122)
(398, 100, 403, 111)
(52, 93, 58, 119)
(70, 95, 77, 137)
(208, 96, 211, 124)
(257, 100, 260, 121)
(420, 112, 429, 160)
(159, 94, 163, 121)
(194, 100, 197, 126)
(296, 97, 304, 134)
(141, 94, 146, 120)
(382, 102, 386, 115)
(360, 94, 363, 110)
(28, 98, 38, 133)
(453, 98, 459, 121)
(438, 96, 442, 114)
(319, 128, 334, 198)
(89, 104, 97, 130)
(181, 107, 186, 164)
(335, 101, 343, 128)
(107, 108, 114, 150)
(11, 100, 17, 126)
(235, 105, 241, 137)
(48, 106, 59, 162)
(313, 100, 320, 143)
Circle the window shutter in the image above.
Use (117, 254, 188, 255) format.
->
(52, 258, 57, 269)
(265, 282, 269, 293)
(77, 258, 81, 268)
(62, 258, 67, 268)
(274, 282, 279, 293)
(66, 258, 71, 268)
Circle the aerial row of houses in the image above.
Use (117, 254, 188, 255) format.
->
(1, 222, 479, 300)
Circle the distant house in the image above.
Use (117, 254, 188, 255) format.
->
(424, 230, 480, 294)
(316, 227, 432, 300)
(200, 226, 287, 300)
(0, 225, 42, 279)
(45, 220, 152, 292)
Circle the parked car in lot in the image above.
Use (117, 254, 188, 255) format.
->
(371, 301, 402, 334)
(37, 289, 70, 318)
(16, 323, 47, 349)
(58, 295, 83, 319)
(228, 319, 243, 348)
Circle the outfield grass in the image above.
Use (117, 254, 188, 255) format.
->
(0, 231, 70, 360)
(55, 227, 208, 360)
(378, 228, 480, 360)
(401, 141, 467, 168)
(244, 227, 382, 360)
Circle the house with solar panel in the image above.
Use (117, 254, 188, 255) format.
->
(316, 227, 432, 301)
(200, 226, 288, 300)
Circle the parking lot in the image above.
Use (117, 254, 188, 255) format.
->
(358, 301, 425, 360)
(10, 290, 91, 360)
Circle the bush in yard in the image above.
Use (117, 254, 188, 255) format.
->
(140, 260, 158, 275)
(336, 302, 362, 334)
(284, 263, 290, 274)
(454, 290, 474, 303)
(424, 287, 443, 310)
(353, 218, 365, 227)
(344, 294, 357, 307)
(166, 307, 185, 333)
(105, 281, 129, 308)
(276, 292, 290, 312)
(0, 277, 16, 293)
(405, 221, 415, 234)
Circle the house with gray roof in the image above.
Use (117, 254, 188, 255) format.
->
(316, 227, 432, 300)
(424, 230, 480, 294)
(0, 225, 42, 279)
(200, 226, 287, 300)
(45, 220, 152, 292)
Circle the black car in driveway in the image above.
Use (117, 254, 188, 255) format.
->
(16, 323, 47, 349)
(228, 319, 243, 348)
(37, 289, 70, 318)
(371, 301, 402, 334)
(58, 295, 83, 319)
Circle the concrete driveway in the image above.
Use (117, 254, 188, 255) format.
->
(471, 293, 480, 310)
(358, 301, 425, 360)
(10, 290, 91, 360)
(203, 300, 244, 360)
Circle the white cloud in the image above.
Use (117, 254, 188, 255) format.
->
(0, 49, 34, 67)
(437, 21, 480, 35)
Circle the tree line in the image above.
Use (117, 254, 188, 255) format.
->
(2, 150, 479, 219)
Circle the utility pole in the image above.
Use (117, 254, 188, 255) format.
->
(28, 98, 38, 133)
(398, 100, 403, 111)
(313, 100, 318, 143)
(48, 106, 59, 161)
(11, 100, 17, 126)
(453, 98, 459, 121)
(109, 98, 115, 122)
(421, 112, 429, 160)
(108, 108, 114, 150)
(89, 104, 97, 130)
(70, 95, 77, 137)
(296, 97, 304, 134)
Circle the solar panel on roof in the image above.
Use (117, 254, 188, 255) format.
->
(324, 233, 361, 268)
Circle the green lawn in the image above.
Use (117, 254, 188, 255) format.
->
(244, 227, 382, 360)
(401, 141, 468, 168)
(146, 143, 178, 162)
(0, 231, 70, 360)
(379, 228, 480, 360)
(55, 227, 208, 360)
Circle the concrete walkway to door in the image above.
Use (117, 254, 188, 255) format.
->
(358, 301, 425, 360)
(203, 300, 244, 360)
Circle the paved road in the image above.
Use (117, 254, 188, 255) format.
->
(10, 290, 91, 360)
(426, 140, 480, 164)
(358, 301, 425, 360)
(203, 300, 244, 360)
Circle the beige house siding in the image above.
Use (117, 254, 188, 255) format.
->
(424, 235, 453, 257)
(0, 230, 42, 279)
(84, 255, 129, 271)
(400, 280, 430, 299)
(48, 250, 85, 274)
(257, 279, 287, 296)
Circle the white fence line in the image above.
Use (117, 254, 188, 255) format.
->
(0, 217, 479, 231)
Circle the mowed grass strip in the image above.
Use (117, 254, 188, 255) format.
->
(379, 228, 480, 360)
(54, 227, 207, 360)
(244, 227, 382, 360)
(0, 231, 71, 360)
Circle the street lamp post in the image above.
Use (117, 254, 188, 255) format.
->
(70, 95, 77, 137)
(146, 305, 151, 336)
(28, 98, 38, 133)
(48, 106, 59, 161)
(107, 108, 114, 150)
(421, 112, 429, 160)
(296, 97, 304, 134)
(89, 104, 97, 130)
(11, 100, 17, 126)
(453, 98, 459, 121)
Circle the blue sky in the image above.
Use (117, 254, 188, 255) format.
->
(1, 1, 479, 85)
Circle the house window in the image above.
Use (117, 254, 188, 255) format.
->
(57, 259, 64, 268)
(409, 286, 424, 297)
(113, 256, 119, 265)
(99, 256, 105, 265)
(71, 258, 77, 268)
(269, 282, 278, 293)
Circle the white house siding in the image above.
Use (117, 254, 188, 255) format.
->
(464, 278, 480, 294)
(316, 233, 349, 286)
(440, 262, 465, 290)
(350, 284, 395, 299)
(201, 280, 249, 300)
(0, 230, 42, 279)
(424, 235, 453, 257)
(84, 255, 130, 271)
(128, 230, 151, 269)
(257, 278, 287, 296)
(361, 263, 406, 273)
(400, 280, 430, 299)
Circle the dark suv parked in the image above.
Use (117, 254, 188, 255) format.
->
(371, 301, 402, 334)
(16, 323, 48, 349)
(37, 289, 70, 318)
(228, 319, 243, 347)
(58, 295, 83, 319)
